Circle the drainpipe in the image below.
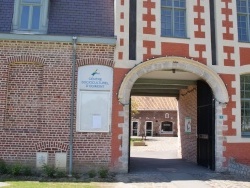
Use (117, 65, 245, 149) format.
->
(69, 36, 77, 177)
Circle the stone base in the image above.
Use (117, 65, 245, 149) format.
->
(228, 157, 250, 178)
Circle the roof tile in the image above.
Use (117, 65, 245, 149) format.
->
(132, 96, 178, 111)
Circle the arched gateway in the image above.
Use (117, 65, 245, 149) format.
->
(118, 57, 229, 172)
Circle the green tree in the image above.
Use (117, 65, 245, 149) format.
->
(131, 98, 139, 116)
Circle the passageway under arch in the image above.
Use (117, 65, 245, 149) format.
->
(118, 57, 229, 173)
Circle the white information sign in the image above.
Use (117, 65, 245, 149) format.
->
(78, 65, 113, 91)
(185, 117, 191, 133)
(76, 65, 113, 132)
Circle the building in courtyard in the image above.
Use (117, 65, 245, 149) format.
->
(131, 96, 178, 137)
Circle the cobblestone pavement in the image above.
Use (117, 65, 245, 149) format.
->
(131, 137, 180, 153)
(99, 137, 250, 188)
(98, 172, 250, 188)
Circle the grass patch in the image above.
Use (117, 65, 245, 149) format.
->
(130, 137, 147, 146)
(130, 138, 143, 144)
(130, 138, 143, 142)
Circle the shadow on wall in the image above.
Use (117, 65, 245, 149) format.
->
(178, 86, 197, 163)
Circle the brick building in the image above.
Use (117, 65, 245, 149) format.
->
(131, 96, 178, 137)
(0, 0, 115, 173)
(1, 0, 250, 175)
(115, 0, 250, 174)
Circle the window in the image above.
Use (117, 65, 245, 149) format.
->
(165, 113, 169, 118)
(237, 0, 250, 41)
(240, 74, 250, 136)
(131, 121, 139, 136)
(161, 0, 186, 38)
(161, 121, 173, 132)
(145, 121, 153, 136)
(12, 0, 49, 34)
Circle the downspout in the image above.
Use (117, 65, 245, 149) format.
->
(69, 36, 77, 177)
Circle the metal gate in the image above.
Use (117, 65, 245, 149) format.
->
(197, 80, 215, 170)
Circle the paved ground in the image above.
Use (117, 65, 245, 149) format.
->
(0, 183, 8, 187)
(107, 137, 250, 188)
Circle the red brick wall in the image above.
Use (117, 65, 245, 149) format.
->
(111, 68, 129, 170)
(161, 43, 189, 58)
(143, 0, 156, 35)
(220, 75, 250, 166)
(240, 47, 250, 66)
(5, 62, 43, 128)
(140, 1, 208, 64)
(0, 40, 115, 171)
(221, 0, 235, 66)
(220, 74, 236, 136)
(178, 86, 197, 163)
(224, 143, 250, 165)
(194, 0, 205, 38)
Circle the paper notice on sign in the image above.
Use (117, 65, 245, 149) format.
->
(92, 115, 102, 129)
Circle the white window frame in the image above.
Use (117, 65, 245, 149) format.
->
(161, 121, 173, 134)
(131, 121, 139, 136)
(237, 0, 250, 41)
(12, 0, 49, 34)
(165, 113, 169, 118)
(161, 0, 187, 38)
(240, 74, 250, 136)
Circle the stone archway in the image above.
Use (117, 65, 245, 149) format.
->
(118, 56, 229, 172)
